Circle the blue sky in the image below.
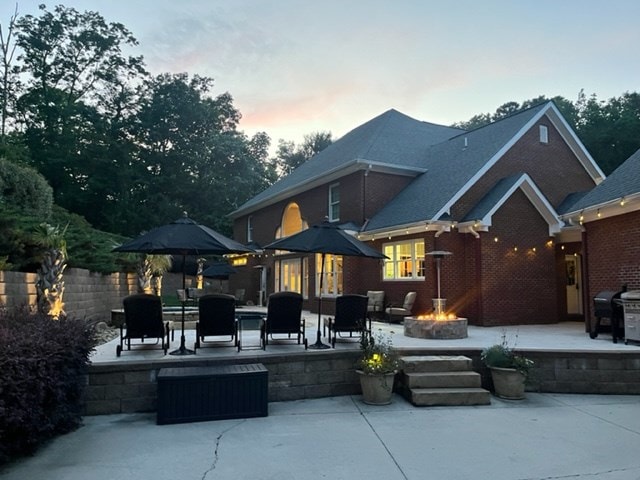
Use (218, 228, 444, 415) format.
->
(2, 1, 639, 147)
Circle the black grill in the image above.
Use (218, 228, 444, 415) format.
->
(591, 290, 625, 343)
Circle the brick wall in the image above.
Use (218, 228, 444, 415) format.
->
(584, 210, 640, 324)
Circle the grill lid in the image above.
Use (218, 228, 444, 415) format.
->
(621, 290, 640, 301)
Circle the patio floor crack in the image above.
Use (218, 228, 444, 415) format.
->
(201, 420, 245, 480)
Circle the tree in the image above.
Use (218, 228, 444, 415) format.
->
(274, 131, 333, 176)
(130, 73, 276, 234)
(0, 4, 20, 139)
(12, 4, 146, 224)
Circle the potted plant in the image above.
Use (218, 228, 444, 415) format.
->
(481, 333, 534, 400)
(357, 329, 399, 405)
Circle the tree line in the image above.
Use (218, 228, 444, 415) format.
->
(1, 4, 638, 250)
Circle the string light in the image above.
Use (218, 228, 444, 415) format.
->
(620, 197, 626, 206)
(597, 209, 601, 218)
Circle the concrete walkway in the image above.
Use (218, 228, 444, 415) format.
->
(2, 393, 640, 480)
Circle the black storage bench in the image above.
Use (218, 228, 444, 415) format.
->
(157, 363, 268, 425)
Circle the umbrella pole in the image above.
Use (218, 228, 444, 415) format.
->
(170, 254, 196, 355)
(308, 252, 330, 349)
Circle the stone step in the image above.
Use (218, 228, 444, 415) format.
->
(403, 371, 482, 389)
(399, 355, 472, 373)
(409, 387, 491, 407)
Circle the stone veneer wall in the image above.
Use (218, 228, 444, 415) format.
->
(84, 348, 640, 415)
(0, 268, 137, 322)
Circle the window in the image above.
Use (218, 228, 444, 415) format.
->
(275, 258, 302, 294)
(247, 215, 253, 242)
(383, 239, 425, 280)
(328, 184, 340, 221)
(539, 125, 548, 144)
(316, 253, 343, 296)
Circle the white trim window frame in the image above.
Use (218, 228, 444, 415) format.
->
(382, 239, 425, 281)
(328, 183, 340, 222)
(315, 253, 343, 297)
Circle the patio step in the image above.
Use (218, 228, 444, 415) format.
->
(404, 371, 482, 389)
(399, 355, 491, 407)
(408, 388, 491, 406)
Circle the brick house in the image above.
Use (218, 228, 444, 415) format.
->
(560, 148, 640, 327)
(229, 102, 605, 326)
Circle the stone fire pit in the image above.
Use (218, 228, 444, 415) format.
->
(404, 316, 468, 339)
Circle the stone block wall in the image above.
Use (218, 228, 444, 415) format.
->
(84, 348, 640, 416)
(0, 268, 137, 323)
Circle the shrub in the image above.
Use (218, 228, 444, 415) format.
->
(0, 308, 96, 465)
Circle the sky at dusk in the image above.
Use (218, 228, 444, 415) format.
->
(2, 0, 640, 148)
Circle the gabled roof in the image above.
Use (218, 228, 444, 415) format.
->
(230, 109, 463, 218)
(562, 148, 640, 216)
(362, 102, 603, 233)
(458, 173, 562, 236)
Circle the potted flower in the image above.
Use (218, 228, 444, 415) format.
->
(481, 333, 533, 400)
(357, 329, 399, 405)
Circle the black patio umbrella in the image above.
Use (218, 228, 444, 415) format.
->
(113, 213, 254, 355)
(203, 262, 238, 290)
(264, 221, 386, 349)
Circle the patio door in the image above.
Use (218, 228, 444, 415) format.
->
(276, 258, 302, 294)
(565, 255, 583, 315)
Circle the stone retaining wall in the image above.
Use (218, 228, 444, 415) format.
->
(0, 268, 137, 322)
(84, 348, 640, 415)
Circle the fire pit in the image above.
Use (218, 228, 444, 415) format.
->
(404, 315, 468, 339)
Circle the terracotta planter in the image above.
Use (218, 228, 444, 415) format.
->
(357, 370, 396, 405)
(489, 366, 526, 400)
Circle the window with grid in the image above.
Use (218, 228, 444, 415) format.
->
(328, 184, 340, 221)
(383, 239, 425, 280)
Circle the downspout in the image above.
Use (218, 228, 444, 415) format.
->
(467, 226, 480, 239)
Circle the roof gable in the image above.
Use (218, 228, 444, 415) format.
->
(458, 173, 562, 236)
(363, 101, 603, 233)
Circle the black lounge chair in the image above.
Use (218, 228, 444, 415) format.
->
(325, 294, 370, 348)
(194, 293, 238, 351)
(118, 293, 171, 356)
(264, 292, 307, 349)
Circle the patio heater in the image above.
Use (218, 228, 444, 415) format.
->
(426, 250, 452, 315)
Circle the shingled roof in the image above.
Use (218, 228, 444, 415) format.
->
(363, 103, 550, 232)
(562, 148, 640, 215)
(233, 102, 603, 234)
(230, 109, 463, 217)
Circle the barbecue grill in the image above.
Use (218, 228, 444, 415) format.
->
(620, 290, 640, 345)
(591, 289, 625, 343)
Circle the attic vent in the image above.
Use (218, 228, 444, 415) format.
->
(539, 125, 548, 144)
(463, 137, 468, 149)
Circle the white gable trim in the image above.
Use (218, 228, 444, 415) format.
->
(458, 173, 563, 236)
(434, 103, 604, 222)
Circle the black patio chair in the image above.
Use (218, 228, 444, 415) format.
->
(264, 292, 307, 349)
(194, 293, 238, 351)
(325, 294, 370, 348)
(118, 293, 171, 357)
